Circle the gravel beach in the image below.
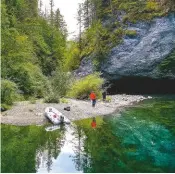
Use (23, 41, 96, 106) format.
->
(0, 95, 151, 126)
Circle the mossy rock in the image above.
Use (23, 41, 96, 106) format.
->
(125, 30, 137, 37)
(158, 49, 175, 73)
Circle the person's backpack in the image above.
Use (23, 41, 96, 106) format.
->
(64, 106, 70, 111)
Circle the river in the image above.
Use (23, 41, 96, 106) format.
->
(1, 95, 175, 173)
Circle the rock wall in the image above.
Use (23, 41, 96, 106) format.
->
(75, 13, 175, 81)
(101, 13, 175, 80)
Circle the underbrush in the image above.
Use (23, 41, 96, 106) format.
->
(67, 73, 104, 99)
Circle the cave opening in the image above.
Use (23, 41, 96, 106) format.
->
(106, 77, 175, 95)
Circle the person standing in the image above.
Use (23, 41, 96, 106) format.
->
(90, 91, 96, 107)
(102, 91, 107, 101)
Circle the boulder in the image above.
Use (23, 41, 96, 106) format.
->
(101, 13, 175, 80)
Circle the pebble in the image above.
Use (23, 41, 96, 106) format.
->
(0, 94, 151, 126)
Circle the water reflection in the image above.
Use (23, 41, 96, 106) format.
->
(1, 98, 175, 173)
(35, 125, 66, 173)
(73, 121, 174, 172)
(91, 117, 97, 128)
(36, 125, 83, 173)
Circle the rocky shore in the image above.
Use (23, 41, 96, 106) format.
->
(0, 95, 152, 126)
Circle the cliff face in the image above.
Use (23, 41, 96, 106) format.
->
(101, 13, 175, 80)
(75, 13, 175, 80)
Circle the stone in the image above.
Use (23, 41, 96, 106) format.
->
(74, 13, 175, 80)
(35, 113, 43, 116)
(64, 106, 70, 111)
(101, 13, 175, 80)
(73, 56, 94, 78)
(1, 107, 6, 112)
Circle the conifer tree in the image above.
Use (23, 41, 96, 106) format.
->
(83, 0, 90, 29)
(49, 0, 54, 26)
(77, 3, 83, 53)
(54, 8, 68, 38)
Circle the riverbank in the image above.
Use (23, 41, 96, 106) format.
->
(0, 95, 151, 126)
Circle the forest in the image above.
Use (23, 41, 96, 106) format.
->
(1, 0, 175, 109)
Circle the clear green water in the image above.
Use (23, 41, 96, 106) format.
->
(1, 96, 175, 173)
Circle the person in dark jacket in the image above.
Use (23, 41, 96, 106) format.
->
(102, 91, 107, 101)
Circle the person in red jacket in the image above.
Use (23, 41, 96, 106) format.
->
(90, 91, 96, 107)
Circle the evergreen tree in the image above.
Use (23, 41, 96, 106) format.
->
(1, 0, 68, 104)
(25, 0, 38, 18)
(54, 8, 68, 38)
(44, 6, 49, 19)
(77, 3, 83, 54)
(39, 0, 44, 17)
(49, 0, 54, 26)
(82, 0, 90, 29)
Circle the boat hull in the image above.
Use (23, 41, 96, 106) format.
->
(45, 107, 71, 125)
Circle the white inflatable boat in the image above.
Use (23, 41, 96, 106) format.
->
(45, 107, 71, 125)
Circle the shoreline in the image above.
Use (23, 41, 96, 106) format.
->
(0, 95, 151, 126)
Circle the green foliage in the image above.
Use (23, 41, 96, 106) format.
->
(114, 0, 163, 23)
(1, 0, 68, 105)
(1, 104, 12, 111)
(125, 30, 137, 37)
(54, 8, 68, 38)
(29, 97, 36, 104)
(110, 27, 124, 46)
(63, 41, 81, 71)
(146, 0, 159, 11)
(1, 79, 19, 105)
(81, 20, 118, 69)
(81, 21, 108, 59)
(44, 93, 60, 103)
(4, 0, 38, 22)
(1, 1, 10, 29)
(60, 98, 69, 104)
(80, 18, 125, 69)
(1, 28, 35, 79)
(106, 96, 112, 102)
(17, 17, 66, 76)
(44, 69, 72, 103)
(67, 73, 104, 99)
(118, 1, 138, 11)
(12, 63, 49, 97)
(51, 70, 72, 97)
